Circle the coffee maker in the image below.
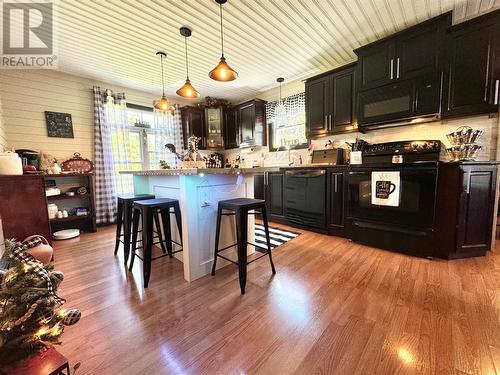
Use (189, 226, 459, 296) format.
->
(15, 149, 40, 170)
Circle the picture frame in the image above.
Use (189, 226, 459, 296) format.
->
(45, 111, 74, 138)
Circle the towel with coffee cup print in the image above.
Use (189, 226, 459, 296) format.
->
(371, 171, 400, 207)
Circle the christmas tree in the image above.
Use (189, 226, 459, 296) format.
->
(0, 237, 81, 364)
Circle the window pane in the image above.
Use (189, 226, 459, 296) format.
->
(128, 132, 142, 163)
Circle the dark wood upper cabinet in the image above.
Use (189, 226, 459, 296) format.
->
(442, 11, 500, 118)
(331, 67, 356, 131)
(181, 106, 206, 150)
(305, 75, 330, 138)
(305, 63, 356, 138)
(356, 41, 395, 90)
(355, 12, 450, 91)
(223, 105, 239, 149)
(236, 99, 267, 147)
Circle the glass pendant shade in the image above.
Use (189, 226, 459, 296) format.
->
(176, 79, 200, 98)
(209, 56, 238, 82)
(154, 95, 174, 113)
(275, 77, 287, 126)
(275, 101, 286, 115)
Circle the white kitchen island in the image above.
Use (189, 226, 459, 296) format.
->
(122, 168, 277, 282)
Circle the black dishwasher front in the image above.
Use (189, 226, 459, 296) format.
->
(284, 169, 327, 231)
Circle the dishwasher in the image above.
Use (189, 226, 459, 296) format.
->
(284, 169, 327, 231)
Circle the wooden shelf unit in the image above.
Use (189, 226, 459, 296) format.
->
(44, 173, 97, 233)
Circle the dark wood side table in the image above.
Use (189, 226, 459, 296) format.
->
(0, 347, 70, 375)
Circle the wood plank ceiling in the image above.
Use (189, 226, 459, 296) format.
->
(55, 0, 500, 101)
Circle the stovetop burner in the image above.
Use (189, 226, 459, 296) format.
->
(363, 140, 441, 156)
(360, 140, 441, 165)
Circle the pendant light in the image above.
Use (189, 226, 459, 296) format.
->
(153, 51, 174, 113)
(275, 77, 286, 116)
(209, 0, 238, 82)
(176, 27, 200, 98)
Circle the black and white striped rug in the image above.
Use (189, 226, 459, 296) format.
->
(254, 224, 300, 253)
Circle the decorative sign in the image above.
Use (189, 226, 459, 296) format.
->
(45, 111, 74, 138)
(371, 171, 400, 207)
(61, 153, 94, 173)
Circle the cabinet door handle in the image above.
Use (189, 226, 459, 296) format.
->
(495, 80, 499, 105)
(390, 59, 394, 80)
(334, 174, 338, 193)
(329, 114, 333, 130)
(396, 57, 400, 79)
(324, 115, 328, 128)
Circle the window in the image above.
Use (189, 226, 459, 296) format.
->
(266, 92, 308, 151)
(106, 103, 182, 195)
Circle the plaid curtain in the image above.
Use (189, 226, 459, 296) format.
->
(93, 86, 116, 224)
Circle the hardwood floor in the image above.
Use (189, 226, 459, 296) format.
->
(54, 224, 500, 375)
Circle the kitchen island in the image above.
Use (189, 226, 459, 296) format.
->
(121, 168, 278, 281)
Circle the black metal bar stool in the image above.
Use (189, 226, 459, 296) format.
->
(211, 198, 276, 294)
(129, 198, 183, 288)
(115, 194, 155, 264)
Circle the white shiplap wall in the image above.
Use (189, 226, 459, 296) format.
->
(0, 92, 7, 152)
(0, 70, 191, 161)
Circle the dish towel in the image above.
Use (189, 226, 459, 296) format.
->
(371, 171, 400, 207)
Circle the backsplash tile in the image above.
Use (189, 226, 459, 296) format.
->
(224, 114, 498, 165)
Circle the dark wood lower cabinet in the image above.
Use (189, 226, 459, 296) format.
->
(0, 175, 52, 244)
(436, 162, 497, 259)
(327, 169, 347, 237)
(253, 162, 497, 260)
(253, 171, 286, 224)
(267, 171, 285, 221)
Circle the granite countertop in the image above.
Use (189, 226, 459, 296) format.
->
(120, 167, 281, 176)
(121, 160, 499, 176)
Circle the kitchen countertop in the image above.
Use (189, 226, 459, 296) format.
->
(120, 160, 499, 176)
(119, 167, 281, 176)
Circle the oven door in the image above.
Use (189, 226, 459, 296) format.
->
(347, 166, 437, 228)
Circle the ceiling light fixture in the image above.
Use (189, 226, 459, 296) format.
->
(154, 51, 174, 113)
(275, 77, 287, 118)
(176, 27, 200, 98)
(209, 0, 238, 82)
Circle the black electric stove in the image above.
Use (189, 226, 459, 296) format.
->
(358, 140, 441, 165)
(347, 140, 442, 257)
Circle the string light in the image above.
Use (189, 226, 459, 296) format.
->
(34, 325, 50, 338)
